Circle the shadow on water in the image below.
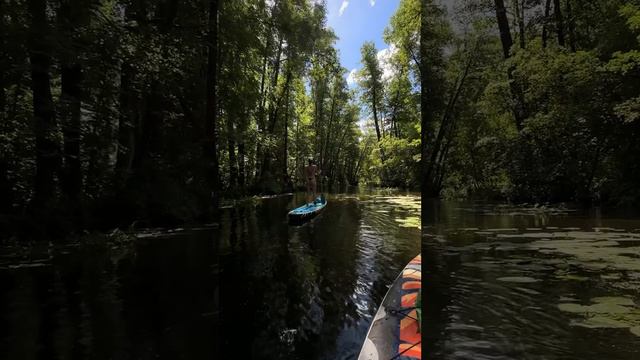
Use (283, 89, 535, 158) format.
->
(422, 199, 640, 360)
(0, 230, 220, 359)
(0, 190, 420, 360)
(219, 192, 420, 360)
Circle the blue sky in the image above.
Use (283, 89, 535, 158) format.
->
(325, 0, 401, 87)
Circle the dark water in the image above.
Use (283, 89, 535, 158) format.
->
(0, 191, 420, 360)
(423, 201, 640, 360)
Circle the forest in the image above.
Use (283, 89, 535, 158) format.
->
(2, 0, 640, 238)
(421, 0, 640, 205)
(0, 0, 422, 237)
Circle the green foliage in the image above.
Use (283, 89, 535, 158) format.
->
(378, 136, 421, 189)
(431, 0, 640, 205)
(347, 0, 422, 190)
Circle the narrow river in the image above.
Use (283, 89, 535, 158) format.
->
(0, 191, 421, 359)
(3, 196, 638, 359)
(423, 200, 640, 360)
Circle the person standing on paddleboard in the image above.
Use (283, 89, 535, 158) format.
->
(305, 159, 321, 204)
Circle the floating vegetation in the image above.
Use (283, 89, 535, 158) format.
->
(378, 196, 421, 211)
(497, 276, 540, 283)
(476, 204, 574, 216)
(529, 236, 640, 272)
(465, 229, 640, 272)
(555, 274, 590, 282)
(558, 297, 640, 337)
(395, 217, 421, 229)
(367, 196, 421, 229)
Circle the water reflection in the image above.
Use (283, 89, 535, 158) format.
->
(0, 231, 220, 359)
(0, 191, 420, 360)
(423, 200, 640, 360)
(219, 192, 420, 359)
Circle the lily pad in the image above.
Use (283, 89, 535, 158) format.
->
(558, 302, 632, 314)
(558, 295, 640, 335)
(592, 297, 635, 306)
(395, 217, 421, 229)
(557, 274, 589, 281)
(497, 276, 539, 283)
(572, 315, 629, 329)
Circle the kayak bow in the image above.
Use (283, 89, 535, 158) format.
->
(358, 254, 421, 360)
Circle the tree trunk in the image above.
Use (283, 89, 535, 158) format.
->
(268, 67, 290, 134)
(205, 0, 221, 210)
(255, 35, 271, 183)
(0, 72, 4, 122)
(494, 0, 526, 131)
(238, 141, 246, 193)
(283, 82, 290, 176)
(322, 79, 338, 170)
(371, 85, 386, 164)
(419, 0, 434, 200)
(0, 0, 5, 120)
(494, 0, 514, 59)
(267, 37, 284, 133)
(115, 3, 143, 187)
(566, 0, 576, 51)
(0, 158, 10, 213)
(60, 63, 83, 201)
(29, 0, 60, 208)
(372, 86, 382, 142)
(314, 77, 325, 162)
(0, 3, 7, 211)
(116, 62, 137, 184)
(424, 57, 469, 190)
(227, 117, 237, 191)
(553, 0, 565, 47)
(160, 0, 178, 31)
(258, 35, 271, 131)
(515, 0, 525, 49)
(58, 0, 87, 204)
(542, 0, 552, 48)
(259, 37, 284, 183)
(389, 66, 405, 139)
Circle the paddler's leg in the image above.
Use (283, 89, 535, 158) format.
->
(311, 178, 317, 202)
(306, 179, 312, 204)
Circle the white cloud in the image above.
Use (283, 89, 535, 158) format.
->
(346, 68, 358, 86)
(369, 0, 375, 6)
(376, 44, 398, 83)
(339, 0, 349, 16)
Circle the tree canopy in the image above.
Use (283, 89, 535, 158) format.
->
(420, 0, 640, 205)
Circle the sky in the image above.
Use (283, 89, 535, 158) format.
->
(325, 0, 401, 87)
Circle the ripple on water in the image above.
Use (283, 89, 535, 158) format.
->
(429, 206, 640, 359)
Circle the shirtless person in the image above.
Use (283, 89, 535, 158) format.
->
(305, 159, 320, 204)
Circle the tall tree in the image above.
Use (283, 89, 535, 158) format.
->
(542, 0, 552, 48)
(58, 0, 88, 202)
(493, 0, 526, 131)
(359, 42, 384, 144)
(206, 0, 221, 212)
(29, 0, 60, 208)
(553, 0, 565, 47)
